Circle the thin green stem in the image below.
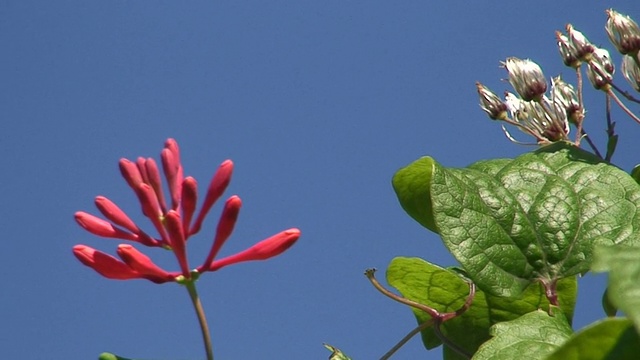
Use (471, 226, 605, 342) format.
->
(185, 281, 214, 360)
(579, 127, 604, 160)
(379, 320, 434, 360)
(605, 95, 618, 162)
(574, 68, 585, 145)
(433, 321, 472, 359)
(366, 269, 476, 359)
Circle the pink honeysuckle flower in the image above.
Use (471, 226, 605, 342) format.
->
(73, 138, 300, 283)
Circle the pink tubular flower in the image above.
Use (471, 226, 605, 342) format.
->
(73, 138, 300, 283)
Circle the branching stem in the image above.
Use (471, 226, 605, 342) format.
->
(365, 269, 475, 359)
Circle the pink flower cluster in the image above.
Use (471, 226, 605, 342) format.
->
(73, 139, 300, 283)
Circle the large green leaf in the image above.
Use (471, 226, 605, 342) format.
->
(393, 142, 640, 297)
(546, 318, 640, 360)
(472, 309, 572, 360)
(386, 257, 576, 359)
(592, 245, 640, 333)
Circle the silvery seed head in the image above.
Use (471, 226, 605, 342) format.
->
(502, 57, 547, 101)
(621, 54, 640, 91)
(605, 9, 640, 55)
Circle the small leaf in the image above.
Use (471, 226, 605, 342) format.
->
(546, 318, 640, 360)
(592, 245, 640, 333)
(392, 157, 438, 233)
(98, 353, 133, 360)
(323, 344, 352, 360)
(386, 257, 576, 358)
(472, 309, 572, 360)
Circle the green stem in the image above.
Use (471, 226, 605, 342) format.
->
(379, 320, 434, 360)
(185, 281, 214, 360)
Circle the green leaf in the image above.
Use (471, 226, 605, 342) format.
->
(592, 245, 640, 333)
(323, 344, 352, 360)
(98, 353, 134, 360)
(472, 309, 572, 360)
(392, 156, 439, 233)
(631, 165, 640, 185)
(393, 142, 640, 297)
(601, 287, 618, 317)
(546, 318, 640, 360)
(386, 257, 577, 359)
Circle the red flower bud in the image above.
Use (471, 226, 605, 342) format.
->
(144, 157, 168, 214)
(208, 228, 300, 271)
(119, 159, 143, 190)
(73, 245, 141, 280)
(94, 196, 139, 233)
(190, 160, 234, 235)
(75, 211, 138, 241)
(197, 196, 242, 272)
(181, 177, 198, 234)
(116, 244, 175, 283)
(164, 210, 190, 277)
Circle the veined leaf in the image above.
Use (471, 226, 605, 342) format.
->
(393, 142, 640, 297)
(592, 245, 640, 333)
(472, 309, 572, 360)
(386, 257, 576, 359)
(546, 318, 640, 360)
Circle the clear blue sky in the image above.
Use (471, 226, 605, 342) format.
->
(3, 1, 640, 359)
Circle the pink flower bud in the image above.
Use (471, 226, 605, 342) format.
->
(164, 210, 190, 277)
(162, 139, 183, 210)
(197, 196, 242, 272)
(94, 196, 139, 233)
(75, 211, 138, 241)
(116, 244, 175, 283)
(191, 160, 234, 235)
(208, 228, 300, 271)
(119, 159, 143, 190)
(181, 177, 198, 234)
(144, 158, 168, 213)
(136, 157, 150, 184)
(73, 245, 141, 280)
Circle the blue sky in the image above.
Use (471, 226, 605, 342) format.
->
(3, 1, 640, 359)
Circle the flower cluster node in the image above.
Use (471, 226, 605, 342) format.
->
(476, 58, 570, 145)
(556, 25, 595, 68)
(73, 138, 300, 284)
(586, 48, 615, 90)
